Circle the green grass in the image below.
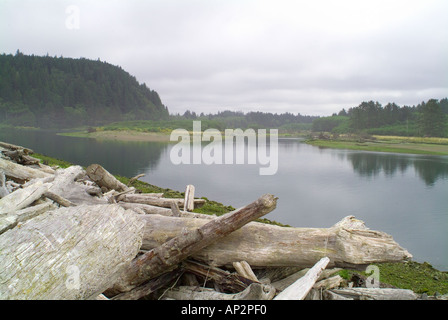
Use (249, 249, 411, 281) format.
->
(339, 262, 448, 296)
(306, 137, 448, 155)
(32, 153, 73, 168)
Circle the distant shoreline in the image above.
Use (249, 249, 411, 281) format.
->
(58, 129, 304, 143)
(306, 135, 448, 156)
(58, 130, 173, 142)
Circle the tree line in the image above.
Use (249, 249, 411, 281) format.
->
(0, 51, 169, 128)
(174, 109, 316, 131)
(312, 98, 448, 137)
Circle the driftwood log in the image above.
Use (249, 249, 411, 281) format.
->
(274, 257, 330, 300)
(86, 163, 129, 192)
(0, 204, 145, 299)
(163, 283, 276, 300)
(0, 157, 52, 182)
(118, 193, 206, 209)
(327, 288, 418, 300)
(138, 214, 412, 269)
(107, 194, 278, 294)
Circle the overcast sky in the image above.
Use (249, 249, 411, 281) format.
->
(1, 0, 447, 116)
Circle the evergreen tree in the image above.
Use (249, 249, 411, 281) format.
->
(418, 99, 446, 137)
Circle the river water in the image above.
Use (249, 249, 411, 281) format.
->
(1, 128, 447, 270)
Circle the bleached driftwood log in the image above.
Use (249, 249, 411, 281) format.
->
(182, 259, 254, 293)
(118, 193, 205, 209)
(329, 288, 418, 300)
(139, 214, 412, 269)
(0, 202, 55, 235)
(0, 204, 145, 300)
(0, 180, 49, 214)
(183, 184, 195, 211)
(305, 275, 344, 300)
(47, 165, 107, 206)
(108, 194, 278, 294)
(0, 158, 52, 181)
(0, 141, 33, 153)
(274, 257, 330, 300)
(272, 268, 341, 291)
(111, 269, 183, 300)
(163, 283, 276, 300)
(233, 261, 259, 282)
(86, 164, 129, 192)
(0, 172, 9, 198)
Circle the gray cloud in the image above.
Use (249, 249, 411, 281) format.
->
(1, 0, 447, 116)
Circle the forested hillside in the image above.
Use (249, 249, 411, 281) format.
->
(0, 51, 169, 128)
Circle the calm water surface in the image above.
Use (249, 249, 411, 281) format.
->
(1, 129, 447, 270)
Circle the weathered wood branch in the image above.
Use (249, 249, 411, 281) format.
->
(183, 184, 195, 211)
(272, 268, 341, 292)
(86, 164, 129, 192)
(111, 269, 183, 300)
(108, 194, 277, 293)
(118, 193, 205, 209)
(0, 157, 52, 182)
(329, 288, 418, 300)
(182, 259, 254, 293)
(0, 202, 55, 235)
(0, 141, 33, 154)
(163, 283, 276, 300)
(0, 180, 48, 214)
(127, 173, 145, 186)
(0, 204, 146, 300)
(48, 166, 107, 206)
(139, 215, 412, 269)
(2, 149, 40, 165)
(232, 261, 259, 283)
(274, 257, 330, 300)
(44, 191, 77, 207)
(0, 172, 9, 198)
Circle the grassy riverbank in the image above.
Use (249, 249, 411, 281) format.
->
(30, 151, 448, 295)
(306, 134, 448, 155)
(59, 130, 173, 142)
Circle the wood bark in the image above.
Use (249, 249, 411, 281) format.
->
(108, 194, 277, 293)
(0, 204, 146, 300)
(139, 214, 412, 269)
(274, 257, 330, 300)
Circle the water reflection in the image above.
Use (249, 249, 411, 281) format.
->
(346, 152, 448, 186)
(0, 129, 169, 178)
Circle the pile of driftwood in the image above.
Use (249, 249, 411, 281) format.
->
(0, 141, 438, 300)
